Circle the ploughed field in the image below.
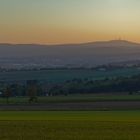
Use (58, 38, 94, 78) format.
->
(1, 111, 140, 140)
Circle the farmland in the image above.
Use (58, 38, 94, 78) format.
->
(1, 94, 140, 104)
(0, 93, 139, 140)
(1, 94, 140, 111)
(0, 68, 140, 139)
(1, 110, 140, 121)
(0, 111, 140, 140)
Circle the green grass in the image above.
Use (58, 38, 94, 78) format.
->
(1, 94, 140, 104)
(1, 121, 140, 140)
(0, 111, 140, 121)
(1, 111, 140, 139)
(37, 94, 140, 103)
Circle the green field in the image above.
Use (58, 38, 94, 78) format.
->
(1, 94, 140, 104)
(0, 111, 140, 121)
(0, 68, 140, 83)
(1, 111, 140, 140)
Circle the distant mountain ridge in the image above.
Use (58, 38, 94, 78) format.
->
(1, 39, 140, 47)
(0, 40, 140, 68)
(80, 40, 140, 47)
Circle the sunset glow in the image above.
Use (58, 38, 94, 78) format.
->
(0, 0, 140, 44)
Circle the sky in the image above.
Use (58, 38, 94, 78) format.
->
(0, 0, 140, 44)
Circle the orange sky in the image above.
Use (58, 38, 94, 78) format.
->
(0, 0, 140, 44)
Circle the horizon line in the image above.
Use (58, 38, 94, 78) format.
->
(0, 39, 139, 46)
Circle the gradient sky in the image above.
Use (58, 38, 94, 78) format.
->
(0, 0, 140, 44)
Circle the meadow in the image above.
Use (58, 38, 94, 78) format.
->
(1, 94, 140, 104)
(0, 111, 140, 140)
(1, 94, 140, 111)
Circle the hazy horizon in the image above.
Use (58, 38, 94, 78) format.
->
(0, 39, 139, 46)
(1, 0, 140, 44)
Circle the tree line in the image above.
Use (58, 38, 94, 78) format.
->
(1, 74, 140, 103)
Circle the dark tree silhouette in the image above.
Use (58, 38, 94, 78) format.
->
(4, 86, 12, 104)
(26, 80, 38, 103)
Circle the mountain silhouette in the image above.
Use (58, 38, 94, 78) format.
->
(0, 40, 140, 68)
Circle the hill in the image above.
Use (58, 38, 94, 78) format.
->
(0, 40, 140, 68)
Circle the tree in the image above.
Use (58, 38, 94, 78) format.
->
(27, 85, 38, 103)
(26, 80, 38, 103)
(4, 86, 12, 104)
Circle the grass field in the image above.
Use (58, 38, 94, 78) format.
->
(1, 111, 140, 140)
(1, 94, 140, 104)
(0, 111, 140, 121)
(1, 120, 140, 140)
